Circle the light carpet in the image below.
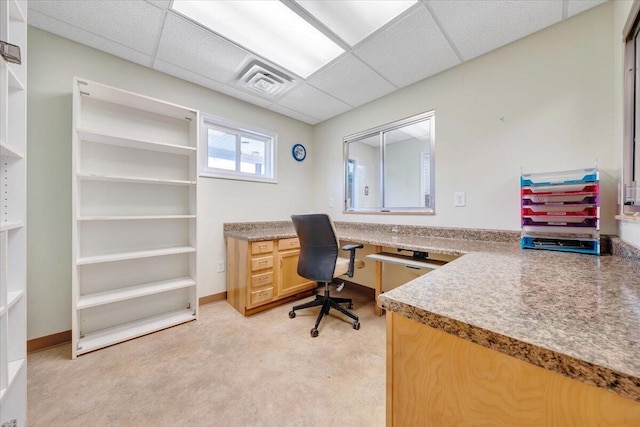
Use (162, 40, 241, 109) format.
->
(27, 288, 386, 426)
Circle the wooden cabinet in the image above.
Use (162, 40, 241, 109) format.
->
(386, 313, 640, 426)
(278, 248, 311, 297)
(71, 78, 198, 358)
(226, 237, 314, 316)
(0, 0, 27, 424)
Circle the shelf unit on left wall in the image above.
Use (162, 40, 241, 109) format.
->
(0, 0, 27, 425)
(72, 78, 199, 358)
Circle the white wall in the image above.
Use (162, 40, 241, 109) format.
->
(312, 3, 617, 233)
(613, 0, 640, 249)
(27, 27, 314, 339)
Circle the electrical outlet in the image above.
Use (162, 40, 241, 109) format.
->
(217, 260, 225, 273)
(454, 192, 466, 207)
(329, 198, 333, 208)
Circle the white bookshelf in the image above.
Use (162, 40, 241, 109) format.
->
(72, 78, 198, 358)
(0, 0, 27, 425)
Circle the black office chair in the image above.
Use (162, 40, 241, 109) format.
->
(288, 213, 364, 337)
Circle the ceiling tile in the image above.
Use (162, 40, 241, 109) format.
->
(156, 14, 252, 84)
(145, 0, 171, 10)
(28, 0, 164, 55)
(276, 84, 351, 122)
(355, 6, 460, 88)
(427, 0, 562, 61)
(28, 10, 152, 67)
(567, 0, 607, 18)
(307, 54, 396, 107)
(268, 104, 320, 125)
(153, 59, 273, 108)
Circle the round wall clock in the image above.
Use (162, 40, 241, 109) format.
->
(292, 143, 306, 161)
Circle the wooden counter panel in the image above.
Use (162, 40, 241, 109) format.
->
(387, 313, 640, 426)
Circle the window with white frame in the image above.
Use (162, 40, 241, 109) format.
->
(200, 113, 277, 183)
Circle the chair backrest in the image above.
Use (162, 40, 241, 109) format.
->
(291, 214, 339, 282)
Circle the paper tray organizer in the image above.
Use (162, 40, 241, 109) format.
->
(520, 167, 600, 255)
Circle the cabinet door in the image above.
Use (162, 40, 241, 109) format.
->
(278, 250, 314, 297)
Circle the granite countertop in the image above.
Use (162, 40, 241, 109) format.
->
(224, 221, 640, 402)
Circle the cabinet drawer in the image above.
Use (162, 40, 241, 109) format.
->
(250, 287, 274, 305)
(251, 255, 273, 271)
(278, 238, 300, 250)
(251, 271, 273, 287)
(251, 240, 274, 255)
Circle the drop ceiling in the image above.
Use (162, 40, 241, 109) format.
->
(28, 0, 606, 125)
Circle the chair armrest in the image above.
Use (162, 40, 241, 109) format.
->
(342, 244, 363, 251)
(341, 244, 364, 277)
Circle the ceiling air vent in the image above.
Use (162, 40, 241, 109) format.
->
(237, 61, 295, 97)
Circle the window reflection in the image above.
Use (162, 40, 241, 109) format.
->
(344, 111, 435, 213)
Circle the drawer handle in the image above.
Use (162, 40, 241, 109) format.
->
(259, 276, 268, 281)
(259, 260, 268, 265)
(259, 244, 268, 248)
(259, 291, 268, 297)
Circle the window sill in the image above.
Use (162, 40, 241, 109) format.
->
(616, 214, 640, 222)
(199, 171, 277, 184)
(344, 209, 435, 215)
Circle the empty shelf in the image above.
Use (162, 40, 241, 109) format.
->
(9, 0, 26, 22)
(0, 359, 26, 402)
(0, 141, 24, 158)
(77, 173, 196, 186)
(76, 246, 196, 265)
(7, 65, 25, 91)
(77, 129, 196, 155)
(77, 79, 196, 121)
(76, 309, 196, 355)
(0, 290, 25, 317)
(77, 215, 196, 221)
(77, 277, 196, 309)
(0, 221, 24, 232)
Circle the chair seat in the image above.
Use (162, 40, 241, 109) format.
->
(334, 257, 364, 278)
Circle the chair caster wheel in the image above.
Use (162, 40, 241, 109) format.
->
(353, 321, 360, 330)
(310, 328, 319, 337)
(289, 311, 296, 318)
(348, 303, 353, 309)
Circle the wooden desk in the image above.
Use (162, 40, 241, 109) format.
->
(366, 251, 447, 316)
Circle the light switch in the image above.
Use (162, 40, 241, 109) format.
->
(454, 192, 466, 207)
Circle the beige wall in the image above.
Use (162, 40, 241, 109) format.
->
(27, 1, 632, 340)
(312, 3, 617, 234)
(26, 27, 314, 339)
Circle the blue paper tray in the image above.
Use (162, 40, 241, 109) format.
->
(521, 236, 600, 255)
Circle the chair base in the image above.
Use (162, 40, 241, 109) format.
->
(289, 282, 360, 337)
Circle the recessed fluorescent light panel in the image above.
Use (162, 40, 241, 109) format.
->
(171, 0, 345, 78)
(295, 0, 418, 46)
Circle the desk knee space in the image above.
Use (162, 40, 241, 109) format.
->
(367, 250, 448, 316)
